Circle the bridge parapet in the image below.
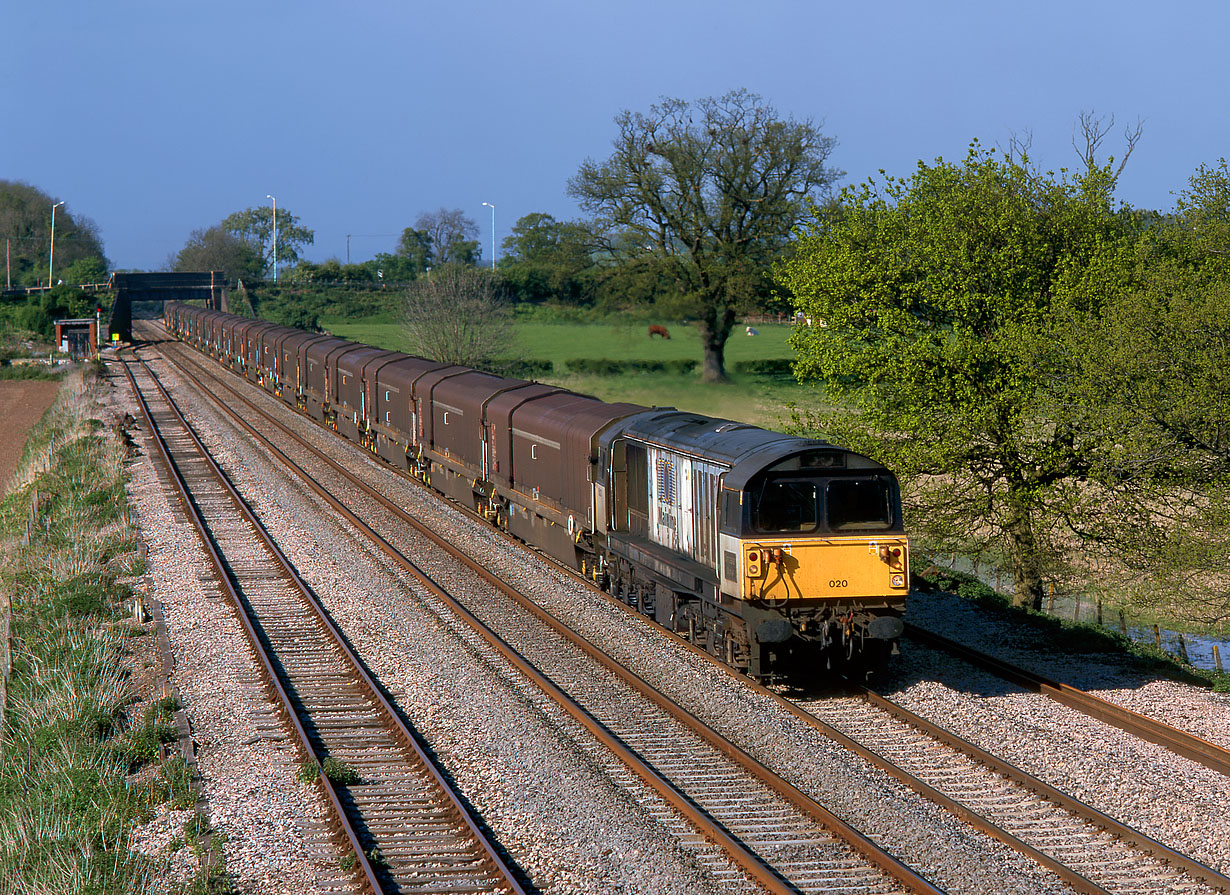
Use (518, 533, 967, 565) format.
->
(108, 272, 226, 341)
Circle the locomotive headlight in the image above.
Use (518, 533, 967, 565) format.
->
(891, 573, 906, 588)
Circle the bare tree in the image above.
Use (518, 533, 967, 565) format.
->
(414, 208, 480, 265)
(402, 265, 511, 366)
(1000, 127, 1034, 168)
(1073, 109, 1144, 178)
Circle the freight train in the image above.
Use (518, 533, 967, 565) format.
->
(162, 302, 910, 680)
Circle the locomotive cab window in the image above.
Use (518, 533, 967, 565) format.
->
(751, 479, 819, 533)
(826, 478, 893, 530)
(748, 473, 897, 534)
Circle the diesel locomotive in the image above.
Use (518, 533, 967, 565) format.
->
(163, 302, 909, 680)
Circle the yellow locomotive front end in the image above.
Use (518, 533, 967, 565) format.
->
(723, 454, 910, 676)
(743, 536, 909, 603)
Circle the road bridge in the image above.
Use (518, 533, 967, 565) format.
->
(107, 272, 227, 341)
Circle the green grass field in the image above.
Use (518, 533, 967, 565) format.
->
(319, 315, 828, 430)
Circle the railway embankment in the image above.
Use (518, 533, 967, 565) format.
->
(0, 365, 225, 894)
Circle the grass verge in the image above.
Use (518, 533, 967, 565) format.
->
(0, 362, 232, 893)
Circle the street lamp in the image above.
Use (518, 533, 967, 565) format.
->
(48, 201, 64, 288)
(266, 194, 278, 280)
(481, 201, 495, 270)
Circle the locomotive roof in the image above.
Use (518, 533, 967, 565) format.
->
(613, 409, 888, 490)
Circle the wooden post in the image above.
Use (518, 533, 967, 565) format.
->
(1154, 624, 1162, 648)
(1177, 634, 1190, 665)
(1047, 583, 1055, 614)
(1119, 607, 1127, 636)
(1214, 645, 1224, 673)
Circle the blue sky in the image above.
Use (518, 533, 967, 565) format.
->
(3, 1, 1225, 271)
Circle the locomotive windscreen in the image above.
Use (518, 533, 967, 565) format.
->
(752, 480, 819, 532)
(750, 475, 894, 533)
(825, 478, 893, 530)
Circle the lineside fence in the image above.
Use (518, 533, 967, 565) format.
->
(930, 557, 1228, 673)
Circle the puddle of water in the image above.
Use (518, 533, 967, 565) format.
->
(1053, 595, 1226, 672)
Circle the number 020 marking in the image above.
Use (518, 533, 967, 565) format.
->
(828, 579, 848, 588)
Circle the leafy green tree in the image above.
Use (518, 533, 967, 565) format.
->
(0, 180, 108, 286)
(498, 213, 595, 304)
(60, 256, 108, 285)
(778, 143, 1137, 609)
(1057, 160, 1230, 621)
(287, 258, 379, 284)
(359, 252, 420, 283)
(171, 225, 264, 281)
(222, 205, 314, 276)
(14, 284, 98, 338)
(570, 89, 839, 381)
(395, 227, 433, 274)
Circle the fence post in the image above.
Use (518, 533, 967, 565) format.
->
(1119, 607, 1127, 636)
(1154, 624, 1162, 648)
(1177, 634, 1190, 665)
(1214, 645, 1224, 673)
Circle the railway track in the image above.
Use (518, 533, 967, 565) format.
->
(138, 328, 944, 894)
(144, 325, 1228, 894)
(120, 355, 524, 895)
(790, 687, 1230, 895)
(903, 623, 1230, 778)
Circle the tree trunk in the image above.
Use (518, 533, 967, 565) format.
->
(701, 338, 727, 383)
(1006, 496, 1044, 610)
(699, 306, 735, 384)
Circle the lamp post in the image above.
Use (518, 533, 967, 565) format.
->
(48, 201, 64, 288)
(266, 194, 278, 280)
(481, 201, 495, 270)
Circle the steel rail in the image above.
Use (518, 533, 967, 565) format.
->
(905, 622, 1230, 778)
(154, 331, 944, 895)
(161, 331, 1229, 895)
(119, 358, 384, 894)
(134, 351, 525, 894)
(855, 686, 1230, 892)
(121, 356, 524, 895)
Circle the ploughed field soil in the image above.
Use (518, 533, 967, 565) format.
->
(0, 379, 58, 495)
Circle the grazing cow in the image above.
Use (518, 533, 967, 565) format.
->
(745, 326, 759, 336)
(648, 324, 671, 339)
